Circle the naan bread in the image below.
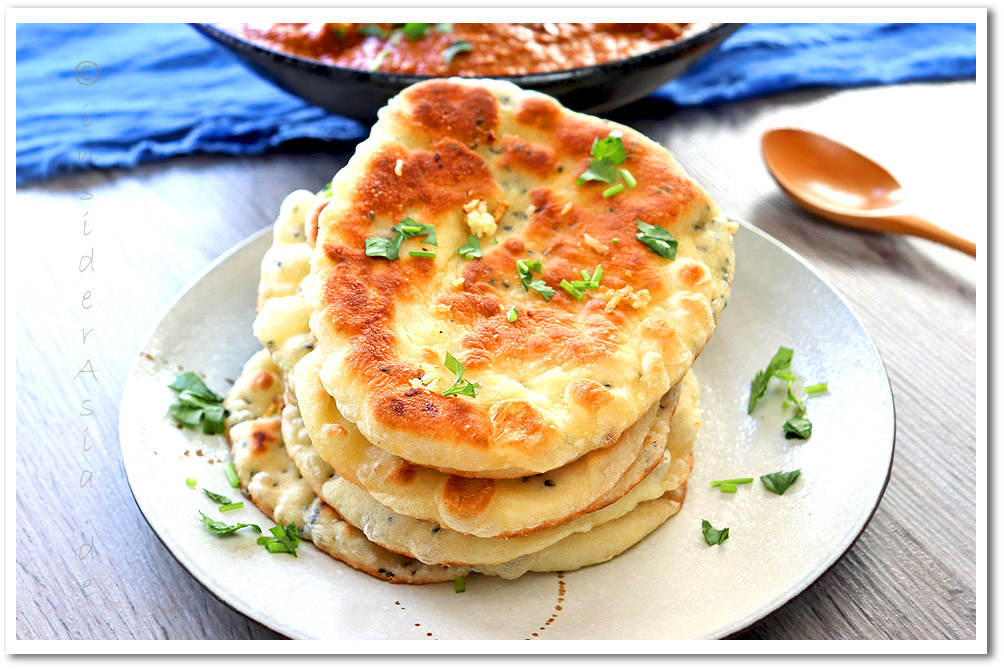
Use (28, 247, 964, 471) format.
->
(284, 362, 701, 566)
(224, 349, 691, 581)
(296, 347, 677, 538)
(255, 186, 683, 538)
(225, 350, 465, 584)
(306, 77, 734, 476)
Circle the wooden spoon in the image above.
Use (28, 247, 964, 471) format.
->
(761, 127, 976, 256)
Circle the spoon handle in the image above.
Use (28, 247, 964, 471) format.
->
(882, 213, 977, 257)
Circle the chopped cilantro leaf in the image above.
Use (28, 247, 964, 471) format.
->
(747, 346, 793, 414)
(459, 234, 482, 259)
(507, 307, 518, 322)
(760, 469, 802, 495)
(701, 520, 729, 546)
(576, 159, 619, 186)
(635, 220, 678, 259)
(592, 135, 626, 165)
(257, 522, 301, 556)
(393, 217, 437, 246)
(402, 23, 429, 40)
(202, 488, 231, 505)
(169, 372, 222, 403)
(186, 478, 197, 488)
(516, 259, 554, 301)
(366, 236, 400, 260)
(199, 511, 260, 536)
(167, 373, 226, 434)
(783, 416, 813, 440)
(442, 352, 479, 398)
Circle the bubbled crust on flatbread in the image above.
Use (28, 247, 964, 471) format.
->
(308, 78, 734, 476)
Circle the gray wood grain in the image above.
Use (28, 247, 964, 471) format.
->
(14, 81, 978, 640)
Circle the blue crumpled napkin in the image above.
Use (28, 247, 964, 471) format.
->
(15, 23, 975, 185)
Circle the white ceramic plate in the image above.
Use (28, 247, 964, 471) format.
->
(119, 222, 894, 640)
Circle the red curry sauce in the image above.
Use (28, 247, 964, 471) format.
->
(225, 23, 698, 77)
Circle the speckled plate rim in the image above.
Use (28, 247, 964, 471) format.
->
(118, 219, 895, 641)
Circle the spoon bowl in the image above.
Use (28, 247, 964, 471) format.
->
(761, 127, 975, 256)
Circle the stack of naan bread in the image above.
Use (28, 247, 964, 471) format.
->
(224, 79, 735, 583)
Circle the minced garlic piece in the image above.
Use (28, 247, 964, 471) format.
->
(602, 286, 650, 313)
(629, 288, 651, 309)
(583, 233, 609, 255)
(463, 199, 497, 237)
(394, 159, 404, 177)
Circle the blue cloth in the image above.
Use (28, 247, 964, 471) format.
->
(16, 23, 976, 185)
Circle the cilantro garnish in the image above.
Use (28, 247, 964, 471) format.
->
(365, 217, 437, 260)
(442, 352, 479, 398)
(805, 382, 829, 394)
(507, 307, 518, 323)
(458, 234, 482, 259)
(402, 23, 429, 41)
(167, 372, 227, 434)
(365, 237, 400, 260)
(442, 40, 473, 66)
(321, 181, 333, 197)
(199, 511, 261, 536)
(783, 416, 813, 440)
(186, 478, 197, 488)
(748, 347, 793, 414)
(257, 522, 301, 556)
(576, 136, 625, 186)
(760, 469, 802, 495)
(701, 520, 730, 546)
(516, 259, 555, 301)
(748, 347, 824, 440)
(635, 220, 678, 260)
(202, 488, 231, 505)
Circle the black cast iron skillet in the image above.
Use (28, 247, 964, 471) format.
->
(192, 23, 743, 121)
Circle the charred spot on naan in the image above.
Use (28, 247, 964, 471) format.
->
(439, 476, 496, 520)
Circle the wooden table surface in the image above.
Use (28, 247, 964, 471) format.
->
(14, 80, 980, 641)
